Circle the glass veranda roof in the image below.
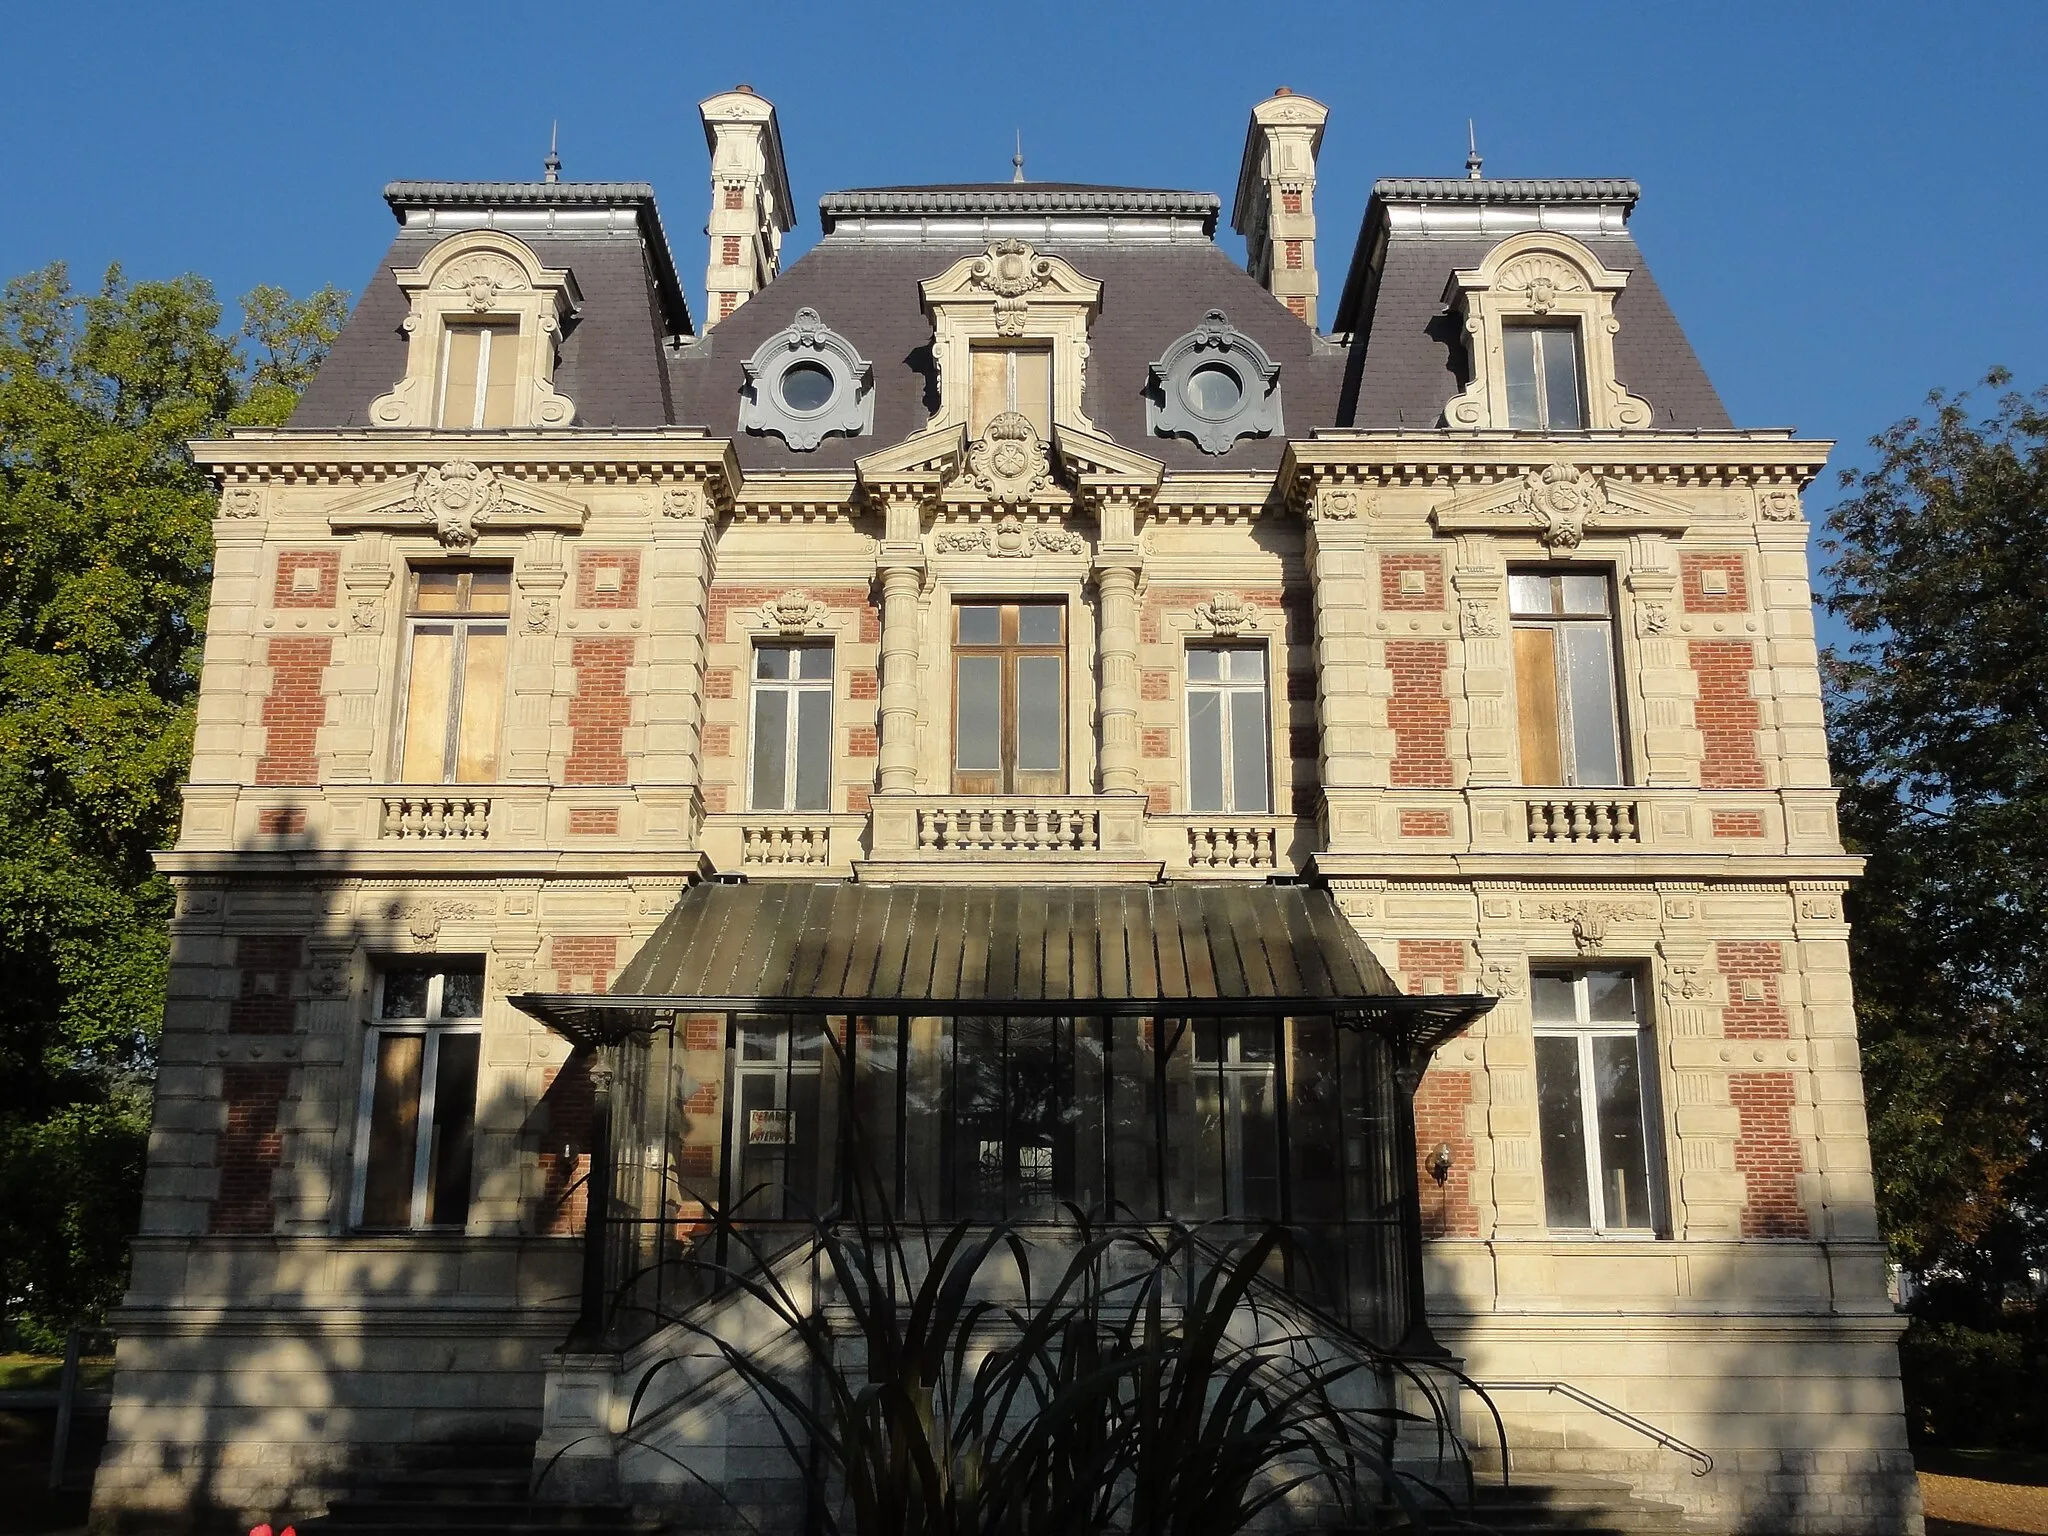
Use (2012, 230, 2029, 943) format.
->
(512, 880, 1494, 1048)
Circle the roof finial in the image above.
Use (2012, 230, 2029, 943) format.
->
(544, 121, 561, 184)
(1465, 119, 1483, 181)
(1012, 130, 1026, 184)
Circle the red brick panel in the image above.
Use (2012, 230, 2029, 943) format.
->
(1691, 640, 1765, 789)
(536, 1060, 594, 1237)
(257, 808, 306, 836)
(566, 637, 634, 785)
(1730, 1071, 1808, 1237)
(1141, 728, 1170, 759)
(701, 784, 730, 813)
(231, 936, 302, 1034)
(575, 550, 641, 609)
(700, 724, 734, 759)
(1146, 785, 1172, 815)
(1711, 810, 1766, 839)
(703, 667, 737, 700)
(1387, 641, 1453, 788)
(848, 668, 879, 701)
(273, 550, 340, 609)
(1679, 553, 1750, 614)
(683, 1015, 723, 1051)
(209, 1065, 289, 1234)
(255, 636, 331, 786)
(1399, 939, 1467, 995)
(567, 808, 620, 835)
(847, 725, 878, 758)
(1379, 554, 1445, 612)
(845, 785, 870, 814)
(552, 936, 619, 993)
(1414, 1066, 1477, 1237)
(1718, 941, 1788, 1039)
(1399, 809, 1452, 838)
(1140, 669, 1173, 702)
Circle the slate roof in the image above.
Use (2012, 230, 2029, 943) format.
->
(820, 183, 1222, 233)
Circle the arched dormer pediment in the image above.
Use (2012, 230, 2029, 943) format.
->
(368, 230, 579, 431)
(920, 240, 1102, 440)
(1441, 232, 1653, 432)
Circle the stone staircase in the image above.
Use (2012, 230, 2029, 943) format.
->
(1452, 1470, 1697, 1535)
(300, 1435, 665, 1536)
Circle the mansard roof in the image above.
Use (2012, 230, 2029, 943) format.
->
(1330, 176, 1730, 431)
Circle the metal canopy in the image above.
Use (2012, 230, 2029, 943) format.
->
(512, 880, 1494, 1047)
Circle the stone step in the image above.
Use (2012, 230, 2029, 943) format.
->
(319, 1501, 646, 1527)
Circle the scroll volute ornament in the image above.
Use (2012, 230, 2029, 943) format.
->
(967, 411, 1053, 504)
(368, 230, 579, 430)
(1441, 231, 1654, 432)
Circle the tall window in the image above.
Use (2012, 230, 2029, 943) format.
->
(749, 643, 833, 811)
(398, 565, 509, 783)
(438, 322, 519, 429)
(1510, 569, 1624, 787)
(355, 963, 483, 1231)
(969, 344, 1052, 438)
(731, 1017, 834, 1220)
(1532, 968, 1661, 1234)
(1186, 646, 1271, 814)
(1182, 1019, 1281, 1219)
(953, 602, 1064, 793)
(1503, 324, 1583, 431)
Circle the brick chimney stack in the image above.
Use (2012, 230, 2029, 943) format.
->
(1232, 87, 1329, 330)
(698, 85, 794, 329)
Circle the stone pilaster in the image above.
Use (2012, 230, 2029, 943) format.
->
(642, 493, 717, 843)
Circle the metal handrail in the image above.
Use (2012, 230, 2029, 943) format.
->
(1474, 1380, 1714, 1476)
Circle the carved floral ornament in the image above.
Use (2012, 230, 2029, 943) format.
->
(1517, 463, 1604, 551)
(1526, 898, 1651, 954)
(932, 513, 1085, 559)
(325, 461, 589, 547)
(967, 411, 1054, 505)
(759, 590, 829, 633)
(970, 239, 1057, 336)
(1193, 592, 1260, 634)
(1758, 487, 1803, 522)
(1430, 461, 1689, 550)
(1311, 486, 1376, 522)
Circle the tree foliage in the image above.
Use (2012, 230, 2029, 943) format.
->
(0, 262, 345, 1345)
(1823, 370, 2048, 1292)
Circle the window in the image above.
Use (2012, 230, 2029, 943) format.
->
(969, 344, 1051, 438)
(1532, 968, 1662, 1234)
(1186, 646, 1271, 814)
(1178, 1019, 1281, 1219)
(397, 565, 509, 783)
(354, 963, 483, 1230)
(731, 1017, 834, 1219)
(437, 321, 519, 429)
(1503, 325, 1583, 431)
(1510, 570, 1624, 787)
(749, 643, 833, 811)
(953, 602, 1064, 793)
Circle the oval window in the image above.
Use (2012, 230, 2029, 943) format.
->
(1184, 363, 1243, 417)
(778, 360, 836, 414)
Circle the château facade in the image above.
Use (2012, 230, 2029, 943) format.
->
(95, 85, 1919, 1535)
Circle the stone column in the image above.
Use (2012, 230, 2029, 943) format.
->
(875, 492, 927, 795)
(1093, 490, 1144, 795)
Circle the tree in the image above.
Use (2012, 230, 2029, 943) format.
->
(0, 262, 346, 1346)
(1823, 370, 2048, 1297)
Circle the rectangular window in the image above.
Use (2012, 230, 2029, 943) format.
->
(397, 565, 510, 784)
(355, 963, 484, 1231)
(1185, 645, 1271, 814)
(1510, 569, 1624, 787)
(969, 344, 1052, 438)
(952, 602, 1064, 793)
(438, 321, 519, 429)
(1503, 324, 1584, 431)
(731, 1016, 836, 1220)
(1532, 968, 1662, 1234)
(749, 643, 833, 811)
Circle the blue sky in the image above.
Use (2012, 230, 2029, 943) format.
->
(4, 0, 2042, 535)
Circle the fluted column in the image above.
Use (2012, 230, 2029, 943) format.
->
(877, 562, 923, 793)
(1095, 560, 1143, 794)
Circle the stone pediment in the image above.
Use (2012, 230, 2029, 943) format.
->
(1430, 463, 1690, 552)
(855, 424, 969, 498)
(1051, 425, 1165, 487)
(326, 461, 589, 548)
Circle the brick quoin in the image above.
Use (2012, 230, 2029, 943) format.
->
(679, 1144, 716, 1181)
(537, 1061, 594, 1237)
(567, 808, 620, 835)
(1399, 809, 1452, 838)
(705, 584, 876, 645)
(700, 723, 734, 759)
(257, 808, 306, 836)
(1691, 640, 1766, 789)
(1140, 669, 1173, 702)
(273, 550, 340, 609)
(575, 550, 642, 609)
(848, 668, 879, 701)
(1285, 297, 1309, 322)
(684, 1083, 719, 1116)
(231, 936, 302, 1034)
(566, 637, 634, 785)
(1712, 810, 1766, 839)
(1414, 1067, 1477, 1237)
(1679, 553, 1750, 614)
(1399, 939, 1467, 995)
(1730, 1071, 1809, 1237)
(209, 1065, 289, 1234)
(847, 725, 879, 758)
(1379, 554, 1445, 613)
(255, 636, 331, 786)
(1281, 190, 1302, 214)
(553, 935, 618, 993)
(1386, 641, 1453, 788)
(1719, 941, 1788, 1039)
(703, 668, 737, 700)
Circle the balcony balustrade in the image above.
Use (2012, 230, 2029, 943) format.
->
(1524, 797, 1642, 845)
(380, 795, 493, 841)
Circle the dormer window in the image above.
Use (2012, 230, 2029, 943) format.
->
(1504, 324, 1583, 431)
(970, 344, 1051, 438)
(438, 321, 519, 429)
(1147, 310, 1283, 453)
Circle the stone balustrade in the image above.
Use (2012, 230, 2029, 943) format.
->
(1184, 820, 1282, 870)
(380, 795, 493, 841)
(740, 822, 835, 866)
(1525, 797, 1642, 845)
(917, 799, 1102, 854)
